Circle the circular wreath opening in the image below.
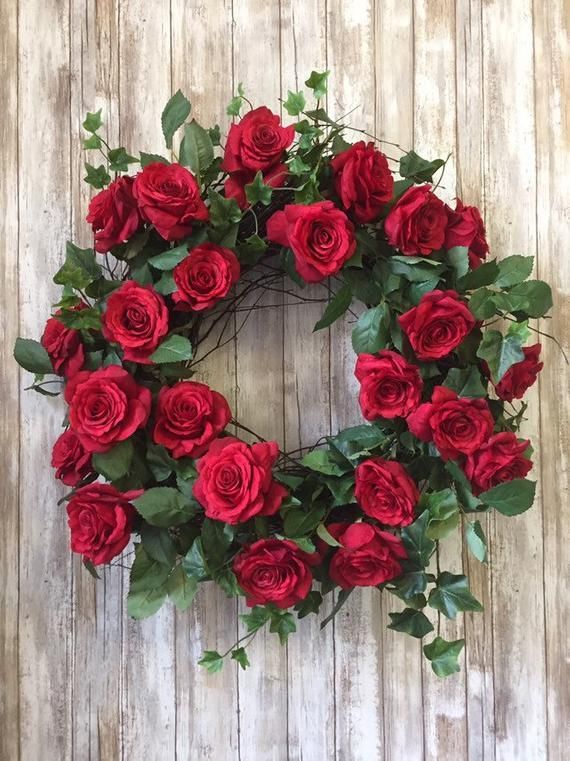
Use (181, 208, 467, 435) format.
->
(15, 73, 553, 678)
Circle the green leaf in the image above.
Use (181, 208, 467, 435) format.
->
(145, 442, 176, 482)
(92, 440, 134, 481)
(83, 558, 101, 579)
(201, 518, 235, 573)
(316, 523, 343, 547)
(208, 189, 243, 228)
(108, 147, 138, 172)
(401, 511, 435, 567)
(240, 606, 271, 633)
(127, 544, 170, 619)
(231, 647, 250, 670)
(388, 608, 434, 639)
(83, 134, 102, 150)
(313, 285, 352, 331)
(479, 478, 536, 516)
(140, 523, 177, 566)
(294, 590, 323, 619)
(284, 90, 306, 115)
(305, 70, 330, 99)
(423, 488, 459, 521)
(428, 572, 483, 619)
(327, 424, 387, 460)
(84, 162, 111, 189)
(443, 366, 487, 397)
(324, 474, 355, 507)
(320, 589, 352, 629)
(288, 155, 312, 175)
(389, 255, 446, 283)
(140, 152, 170, 168)
(245, 171, 273, 206)
(14, 338, 53, 374)
(389, 570, 428, 599)
(182, 539, 209, 580)
(166, 565, 198, 611)
(301, 448, 351, 476)
(468, 287, 497, 319)
(423, 636, 465, 677)
(465, 520, 487, 563)
(445, 460, 482, 512)
(237, 234, 267, 266)
(351, 304, 389, 354)
(281, 248, 306, 287)
(53, 242, 102, 290)
(179, 120, 214, 177)
(149, 242, 191, 271)
(55, 306, 101, 332)
(150, 335, 194, 364)
(458, 260, 500, 291)
(208, 125, 221, 145)
(269, 610, 297, 645)
(283, 505, 326, 538)
(227, 84, 245, 117)
(476, 329, 524, 382)
(446, 246, 469, 278)
(133, 487, 197, 527)
(82, 109, 103, 133)
(399, 150, 445, 182)
(508, 280, 553, 318)
(161, 90, 191, 149)
(331, 133, 352, 155)
(495, 255, 534, 288)
(198, 650, 224, 673)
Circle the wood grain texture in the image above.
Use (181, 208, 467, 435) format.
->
(4, 1, 569, 759)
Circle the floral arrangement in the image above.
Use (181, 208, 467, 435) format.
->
(15, 72, 553, 678)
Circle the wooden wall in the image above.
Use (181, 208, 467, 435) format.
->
(1, 1, 568, 759)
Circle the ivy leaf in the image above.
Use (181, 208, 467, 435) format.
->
(443, 366, 487, 397)
(294, 590, 323, 619)
(231, 647, 250, 670)
(283, 90, 306, 116)
(476, 329, 524, 382)
(182, 539, 209, 580)
(465, 520, 487, 563)
(351, 304, 389, 354)
(108, 147, 138, 172)
(92, 440, 134, 481)
(53, 242, 102, 290)
(179, 120, 214, 177)
(399, 150, 445, 182)
(245, 171, 273, 206)
(313, 285, 352, 331)
(148, 242, 192, 271)
(83, 134, 102, 150)
(428, 572, 483, 619)
(14, 338, 53, 375)
(269, 610, 297, 645)
(84, 163, 111, 189)
(288, 155, 312, 176)
(150, 335, 194, 364)
(154, 272, 177, 295)
(387, 608, 434, 639)
(495, 255, 534, 288)
(389, 569, 428, 599)
(423, 636, 465, 677)
(55, 306, 101, 332)
(198, 650, 224, 673)
(140, 152, 170, 167)
(401, 511, 435, 567)
(133, 487, 197, 527)
(208, 125, 221, 145)
(166, 566, 198, 611)
(126, 544, 171, 619)
(227, 83, 245, 117)
(208, 190, 243, 228)
(237, 234, 267, 266)
(161, 90, 191, 149)
(305, 70, 330, 99)
(240, 606, 271, 633)
(82, 109, 103, 133)
(479, 478, 536, 516)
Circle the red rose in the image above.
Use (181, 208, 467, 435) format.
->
(102, 280, 169, 363)
(384, 185, 448, 256)
(407, 386, 495, 460)
(267, 201, 356, 283)
(464, 432, 533, 495)
(133, 162, 208, 241)
(233, 538, 317, 608)
(330, 141, 394, 223)
(224, 163, 287, 209)
(494, 344, 543, 402)
(51, 429, 92, 486)
(193, 437, 288, 524)
(64, 366, 152, 453)
(326, 523, 407, 589)
(399, 290, 476, 360)
(153, 381, 231, 458)
(86, 176, 142, 253)
(41, 310, 85, 377)
(66, 483, 138, 564)
(173, 243, 240, 311)
(222, 106, 294, 175)
(354, 457, 418, 526)
(445, 199, 489, 269)
(354, 350, 423, 420)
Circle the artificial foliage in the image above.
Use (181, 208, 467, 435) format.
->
(15, 72, 553, 677)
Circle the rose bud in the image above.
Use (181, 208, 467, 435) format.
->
(51, 429, 92, 486)
(86, 176, 142, 253)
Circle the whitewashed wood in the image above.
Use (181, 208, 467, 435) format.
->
(482, 2, 547, 760)
(533, 1, 570, 759)
(17, 1, 74, 759)
(0, 2, 20, 760)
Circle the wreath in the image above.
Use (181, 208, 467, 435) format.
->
(14, 71, 553, 678)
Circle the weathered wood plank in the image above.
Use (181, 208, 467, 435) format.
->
(118, 3, 177, 759)
(533, 1, 570, 759)
(481, 2, 547, 759)
(17, 1, 74, 759)
(0, 1, 20, 759)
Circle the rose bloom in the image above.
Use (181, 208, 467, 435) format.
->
(445, 199, 489, 269)
(326, 523, 407, 589)
(354, 350, 423, 420)
(384, 184, 448, 256)
(133, 162, 209, 240)
(399, 289, 476, 361)
(267, 200, 356, 283)
(102, 280, 169, 363)
(193, 437, 288, 524)
(153, 381, 231, 458)
(355, 457, 419, 526)
(464, 432, 533, 495)
(64, 365, 152, 453)
(66, 483, 139, 565)
(330, 141, 394, 223)
(233, 538, 317, 608)
(86, 176, 142, 253)
(494, 344, 543, 402)
(41, 310, 85, 377)
(51, 429, 92, 486)
(407, 386, 495, 460)
(173, 243, 240, 311)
